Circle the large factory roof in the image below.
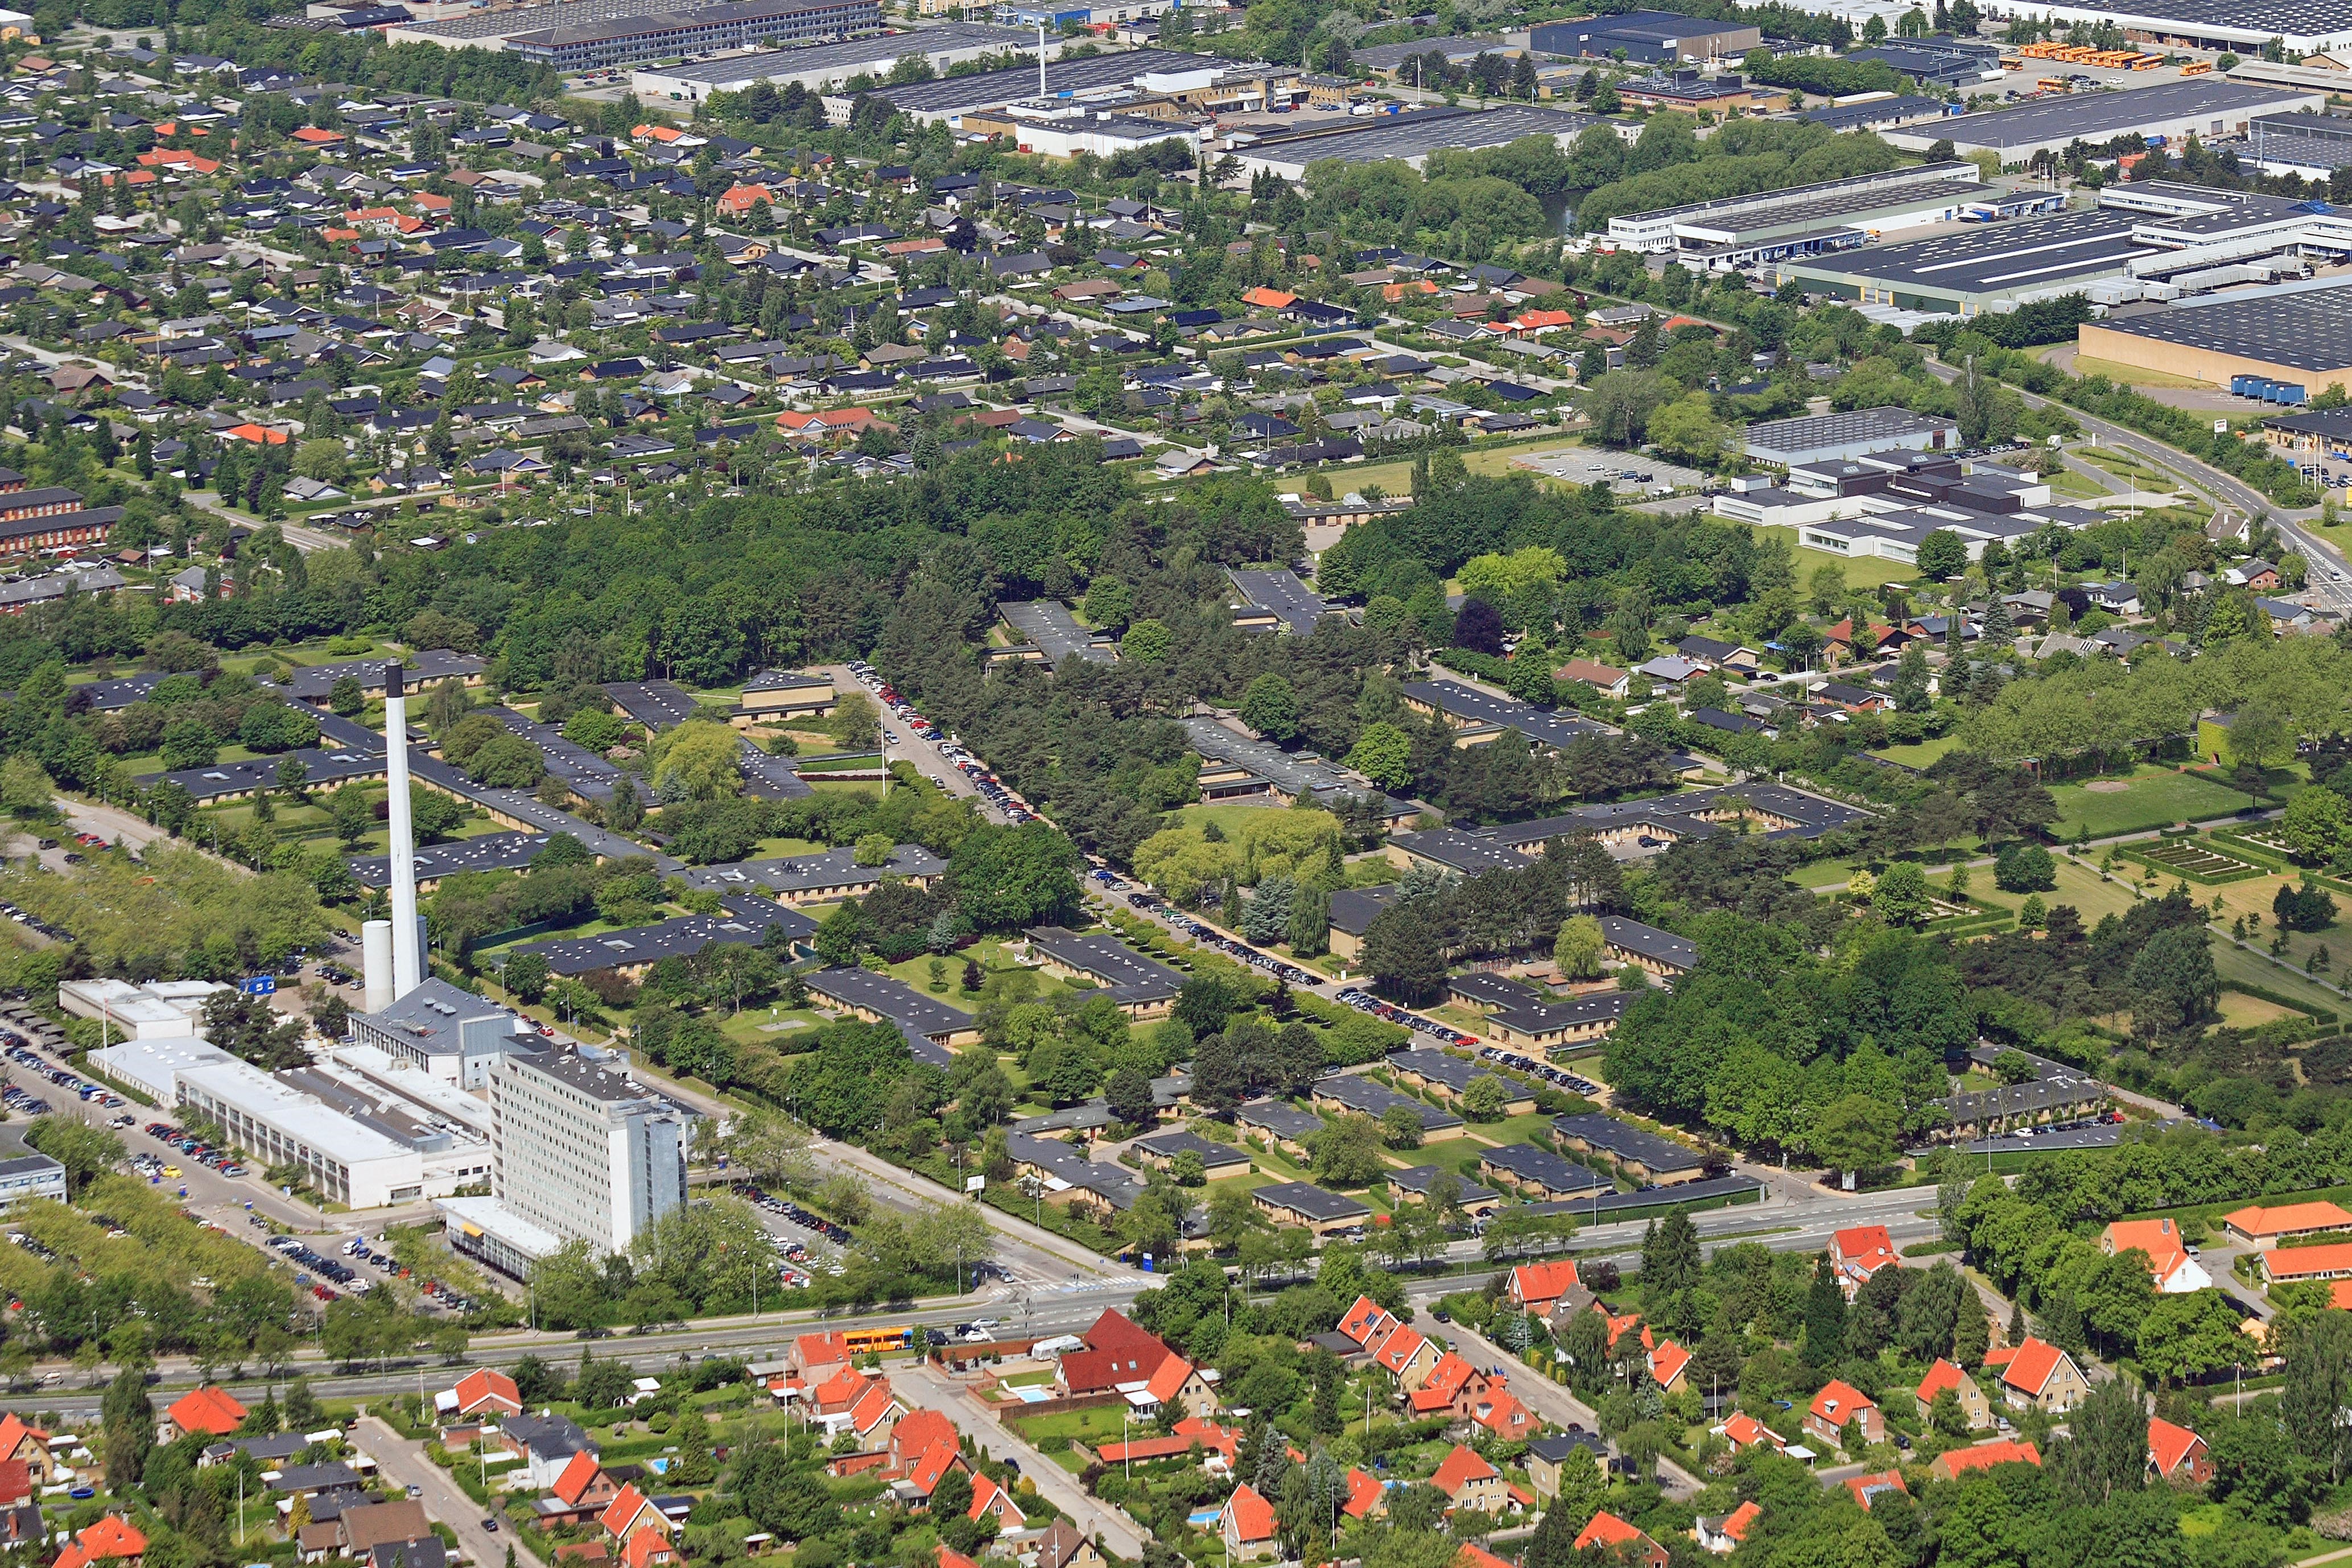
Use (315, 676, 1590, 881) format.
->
(864, 48, 1233, 113)
(2089, 279, 2352, 378)
(1888, 77, 2314, 154)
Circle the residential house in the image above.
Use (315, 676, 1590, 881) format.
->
(2222, 1201, 2352, 1244)
(1930, 1439, 2043, 1480)
(1525, 1431, 1611, 1497)
(1429, 1445, 1508, 1514)
(599, 1487, 669, 1545)
(2148, 1418, 2213, 1484)
(497, 1413, 597, 1491)
(1804, 1381, 1882, 1447)
(1844, 1472, 1909, 1512)
(1055, 1309, 1218, 1420)
(340, 1503, 435, 1561)
(1913, 1359, 1990, 1431)
(1219, 1485, 1278, 1562)
(534, 1452, 621, 1529)
(1648, 1340, 1692, 1394)
(1713, 1413, 1788, 1456)
(1575, 1513, 1668, 1568)
(438, 1368, 523, 1421)
(162, 1386, 246, 1442)
(0, 1416, 54, 1483)
(1505, 1260, 1583, 1318)
(1556, 659, 1631, 698)
(1984, 1338, 2088, 1413)
(52, 1518, 147, 1568)
(1336, 1294, 1443, 1391)
(1831, 1225, 1900, 1301)
(2101, 1218, 2213, 1294)
(1696, 1501, 1761, 1554)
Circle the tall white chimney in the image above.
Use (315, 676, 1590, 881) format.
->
(385, 663, 423, 1000)
(361, 919, 394, 1016)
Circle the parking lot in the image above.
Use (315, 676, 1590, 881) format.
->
(727, 1181, 850, 1290)
(840, 659, 1032, 825)
(1510, 449, 1714, 496)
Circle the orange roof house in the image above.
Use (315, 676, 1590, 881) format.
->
(1647, 1340, 1692, 1393)
(224, 423, 289, 446)
(1931, 1438, 2043, 1480)
(290, 127, 344, 145)
(444, 1368, 522, 1419)
(2223, 1200, 2352, 1243)
(2260, 1241, 2352, 1284)
(2102, 1218, 2212, 1294)
(1505, 1260, 1582, 1316)
(599, 1486, 665, 1542)
(1804, 1380, 1882, 1447)
(1240, 286, 1297, 310)
(1429, 1445, 1507, 1514)
(412, 192, 453, 213)
(1466, 1384, 1536, 1442)
(1913, 1358, 1990, 1430)
(53, 1516, 147, 1568)
(632, 124, 686, 143)
(968, 1471, 1024, 1528)
(1844, 1471, 1908, 1511)
(0, 1414, 52, 1480)
(0, 1459, 30, 1510)
(1992, 1338, 2087, 1413)
(1410, 1351, 1481, 1416)
(1342, 1468, 1386, 1520)
(1575, 1512, 1668, 1568)
(1712, 1412, 1784, 1454)
(621, 1530, 674, 1568)
(550, 1451, 618, 1512)
(164, 1386, 246, 1440)
(1831, 1225, 1899, 1299)
(2149, 1418, 2213, 1484)
(1697, 1500, 1760, 1554)
(1219, 1484, 1278, 1562)
(716, 183, 772, 218)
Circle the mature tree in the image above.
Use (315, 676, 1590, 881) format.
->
(1239, 674, 1301, 742)
(2052, 1375, 2148, 1505)
(1345, 722, 1414, 791)
(1307, 1113, 1387, 1186)
(1917, 529, 1968, 581)
(2129, 925, 2217, 1037)
(1802, 1252, 1847, 1367)
(1871, 860, 1933, 927)
(24, 1117, 126, 1199)
(950, 821, 1082, 930)
(1553, 914, 1605, 980)
(1810, 1094, 1899, 1181)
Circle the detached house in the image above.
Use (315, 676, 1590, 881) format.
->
(1930, 1438, 2042, 1480)
(1913, 1359, 1990, 1431)
(53, 1517, 147, 1568)
(1219, 1484, 1278, 1562)
(1575, 1513, 1668, 1568)
(1055, 1309, 1218, 1420)
(1505, 1260, 1583, 1318)
(1830, 1226, 1900, 1301)
(0, 1416, 55, 1483)
(2102, 1218, 2213, 1294)
(1429, 1445, 1509, 1515)
(2149, 1418, 2213, 1484)
(438, 1368, 523, 1421)
(1985, 1338, 2088, 1414)
(1337, 1294, 1443, 1391)
(162, 1387, 246, 1442)
(1804, 1380, 1882, 1447)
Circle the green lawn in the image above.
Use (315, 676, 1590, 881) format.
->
(2047, 766, 2260, 839)
(719, 1007, 831, 1048)
(1755, 527, 1925, 591)
(1870, 735, 1963, 770)
(1005, 1405, 1133, 1446)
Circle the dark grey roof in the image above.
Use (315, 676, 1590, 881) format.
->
(805, 965, 971, 1039)
(1385, 1164, 1499, 1204)
(2091, 279, 2352, 381)
(1387, 1048, 1509, 1096)
(1550, 1111, 1705, 1173)
(498, 1412, 593, 1459)
(1023, 925, 1185, 1003)
(1400, 677, 1612, 750)
(1392, 827, 1526, 877)
(1253, 1179, 1370, 1222)
(1132, 1128, 1249, 1167)
(1000, 600, 1116, 665)
(1328, 884, 1400, 936)
(1235, 1097, 1325, 1140)
(1599, 916, 1697, 970)
(1527, 1430, 1611, 1463)
(348, 830, 564, 886)
(1480, 1141, 1607, 1193)
(515, 897, 815, 976)
(601, 679, 703, 732)
(1311, 1074, 1462, 1130)
(354, 977, 530, 1057)
(680, 843, 946, 896)
(269, 649, 483, 702)
(1225, 567, 1332, 636)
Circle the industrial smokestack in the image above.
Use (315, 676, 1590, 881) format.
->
(362, 919, 394, 1016)
(385, 663, 423, 1000)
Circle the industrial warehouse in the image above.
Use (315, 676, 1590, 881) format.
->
(1880, 76, 2324, 160)
(1776, 180, 2352, 317)
(1226, 103, 1615, 180)
(2077, 279, 2352, 397)
(1602, 162, 2064, 269)
(631, 23, 1045, 102)
(389, 0, 880, 65)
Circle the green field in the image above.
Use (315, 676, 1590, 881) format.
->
(2047, 766, 2260, 839)
(1869, 735, 1963, 771)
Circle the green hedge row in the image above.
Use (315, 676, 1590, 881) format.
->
(2205, 831, 2352, 897)
(2115, 843, 2266, 885)
(2218, 979, 2337, 1024)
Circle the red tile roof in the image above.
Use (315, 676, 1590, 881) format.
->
(551, 1451, 605, 1507)
(168, 1386, 246, 1437)
(1915, 1359, 1969, 1404)
(1430, 1443, 1497, 1497)
(2263, 1241, 2352, 1280)
(1997, 1338, 2070, 1396)
(599, 1486, 652, 1539)
(1935, 1439, 2042, 1477)
(1468, 1385, 1535, 1440)
(1719, 1501, 1761, 1542)
(1844, 1471, 1907, 1510)
(2148, 1417, 2206, 1479)
(1343, 1469, 1385, 1519)
(1223, 1484, 1277, 1543)
(451, 1368, 522, 1417)
(1507, 1260, 1580, 1307)
(620, 1529, 672, 1568)
(1809, 1380, 1876, 1426)
(2222, 1200, 2352, 1237)
(1410, 1351, 1479, 1413)
(1574, 1513, 1655, 1554)
(1648, 1340, 1691, 1390)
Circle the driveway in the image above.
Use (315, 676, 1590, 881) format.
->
(892, 1360, 1147, 1558)
(1434, 1321, 1701, 1499)
(350, 1414, 504, 1568)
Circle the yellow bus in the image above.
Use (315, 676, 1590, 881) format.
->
(841, 1326, 915, 1355)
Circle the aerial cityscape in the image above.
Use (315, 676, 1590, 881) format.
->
(0, 0, 2342, 1567)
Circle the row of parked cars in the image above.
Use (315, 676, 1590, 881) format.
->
(8, 1043, 123, 1109)
(142, 1122, 248, 1178)
(266, 1233, 366, 1299)
(337, 1239, 472, 1312)
(0, 900, 67, 941)
(1331, 986, 1483, 1049)
(844, 659, 1037, 824)
(1476, 1045, 1601, 1099)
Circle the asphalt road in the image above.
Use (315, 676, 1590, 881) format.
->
(353, 1414, 506, 1568)
(894, 1359, 1148, 1558)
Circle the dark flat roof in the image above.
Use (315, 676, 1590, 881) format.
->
(1480, 1141, 1608, 1192)
(805, 964, 971, 1038)
(1253, 1179, 1371, 1220)
(1801, 208, 2157, 297)
(1401, 677, 1612, 749)
(2094, 280, 2352, 378)
(1023, 925, 1185, 1002)
(1918, 76, 2314, 148)
(1552, 1111, 1705, 1172)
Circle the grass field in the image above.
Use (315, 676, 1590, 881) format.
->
(2215, 991, 2300, 1028)
(2063, 353, 2217, 390)
(2046, 467, 2110, 500)
(1753, 527, 1925, 591)
(1870, 735, 1963, 770)
(1297, 436, 1584, 502)
(2046, 766, 2260, 838)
